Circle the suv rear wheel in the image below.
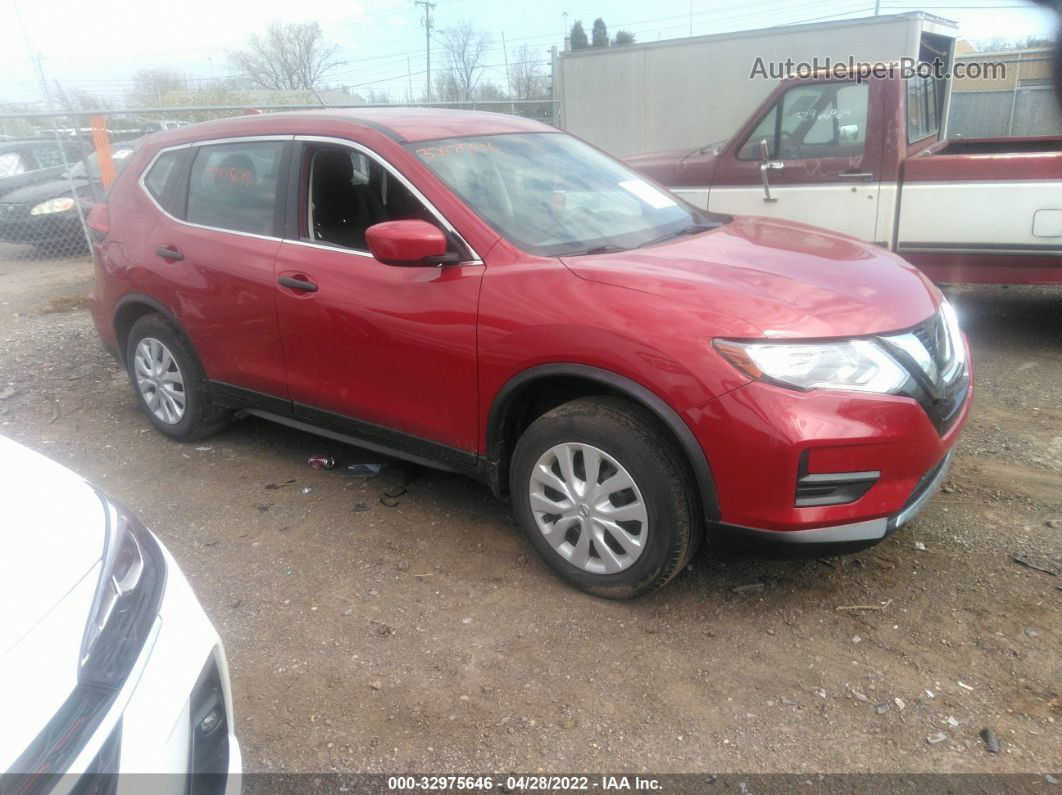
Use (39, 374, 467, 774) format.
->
(509, 396, 699, 598)
(125, 314, 230, 442)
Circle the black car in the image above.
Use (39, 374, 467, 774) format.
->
(0, 139, 85, 199)
(0, 142, 137, 250)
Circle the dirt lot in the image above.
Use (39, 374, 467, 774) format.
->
(0, 248, 1059, 775)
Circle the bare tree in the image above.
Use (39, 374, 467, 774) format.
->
(510, 44, 548, 100)
(55, 85, 104, 112)
(433, 71, 462, 103)
(475, 81, 506, 102)
(228, 21, 342, 90)
(364, 89, 391, 105)
(438, 21, 491, 102)
(128, 69, 188, 107)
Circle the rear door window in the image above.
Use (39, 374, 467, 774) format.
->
(186, 141, 284, 235)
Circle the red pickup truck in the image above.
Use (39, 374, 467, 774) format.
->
(626, 71, 1062, 284)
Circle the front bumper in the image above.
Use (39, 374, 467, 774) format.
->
(715, 451, 952, 549)
(686, 352, 971, 544)
(10, 540, 241, 794)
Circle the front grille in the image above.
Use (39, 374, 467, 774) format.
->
(912, 312, 950, 370)
(879, 309, 969, 436)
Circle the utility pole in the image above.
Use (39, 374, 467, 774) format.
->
(12, 0, 51, 109)
(501, 31, 515, 113)
(415, 0, 436, 101)
(874, 0, 880, 14)
(407, 56, 414, 103)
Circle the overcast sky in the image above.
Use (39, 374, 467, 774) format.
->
(1, 0, 1057, 107)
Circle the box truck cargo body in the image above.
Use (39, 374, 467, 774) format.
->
(555, 12, 958, 158)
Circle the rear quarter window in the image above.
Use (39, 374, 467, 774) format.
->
(143, 150, 183, 208)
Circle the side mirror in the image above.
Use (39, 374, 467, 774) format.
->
(365, 220, 457, 266)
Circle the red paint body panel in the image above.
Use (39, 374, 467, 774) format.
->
(561, 216, 941, 338)
(365, 220, 448, 264)
(902, 138, 1062, 182)
(688, 351, 971, 531)
(90, 109, 974, 543)
(274, 242, 483, 450)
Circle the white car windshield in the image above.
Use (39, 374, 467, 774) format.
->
(409, 132, 719, 256)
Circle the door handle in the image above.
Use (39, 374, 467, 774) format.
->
(838, 172, 874, 181)
(278, 275, 318, 293)
(155, 245, 184, 261)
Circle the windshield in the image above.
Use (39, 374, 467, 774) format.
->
(408, 133, 718, 256)
(63, 146, 135, 180)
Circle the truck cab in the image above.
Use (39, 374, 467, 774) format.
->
(628, 68, 1062, 284)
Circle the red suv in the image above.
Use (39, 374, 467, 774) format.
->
(88, 110, 971, 598)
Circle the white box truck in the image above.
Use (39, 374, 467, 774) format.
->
(553, 12, 958, 158)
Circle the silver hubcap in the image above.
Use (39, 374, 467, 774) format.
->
(528, 442, 648, 575)
(134, 337, 186, 425)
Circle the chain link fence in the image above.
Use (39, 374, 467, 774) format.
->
(0, 100, 559, 274)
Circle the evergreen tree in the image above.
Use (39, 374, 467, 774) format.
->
(591, 18, 609, 48)
(570, 20, 589, 50)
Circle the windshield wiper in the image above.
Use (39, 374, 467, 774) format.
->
(638, 223, 716, 249)
(561, 244, 629, 257)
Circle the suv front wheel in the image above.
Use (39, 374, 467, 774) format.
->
(509, 396, 699, 598)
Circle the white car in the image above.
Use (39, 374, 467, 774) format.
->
(0, 435, 241, 793)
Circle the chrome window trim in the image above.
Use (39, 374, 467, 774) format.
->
(284, 238, 375, 258)
(137, 133, 483, 263)
(294, 134, 482, 264)
(137, 137, 292, 244)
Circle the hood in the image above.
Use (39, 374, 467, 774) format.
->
(0, 436, 105, 770)
(624, 145, 723, 186)
(0, 176, 93, 206)
(561, 216, 941, 339)
(0, 166, 66, 198)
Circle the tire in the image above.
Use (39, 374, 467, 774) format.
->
(125, 314, 230, 442)
(509, 396, 700, 599)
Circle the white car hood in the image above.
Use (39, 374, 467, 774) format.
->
(0, 436, 106, 771)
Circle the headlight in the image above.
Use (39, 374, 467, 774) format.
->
(715, 337, 908, 394)
(80, 494, 166, 689)
(30, 196, 76, 215)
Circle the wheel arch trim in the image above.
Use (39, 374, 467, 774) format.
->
(486, 363, 720, 520)
(112, 293, 183, 363)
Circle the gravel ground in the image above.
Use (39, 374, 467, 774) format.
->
(0, 250, 1059, 775)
